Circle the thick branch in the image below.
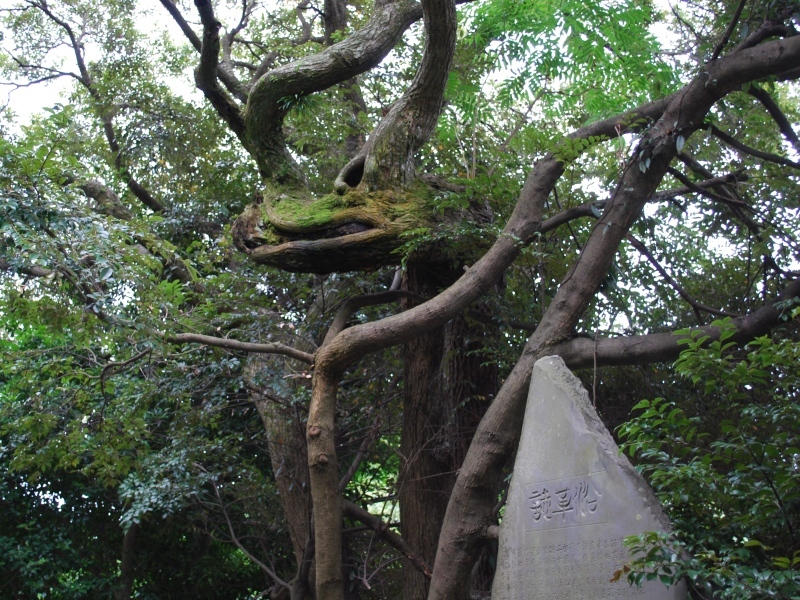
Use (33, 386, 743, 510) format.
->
(733, 21, 792, 53)
(194, 0, 247, 141)
(324, 0, 347, 43)
(314, 93, 684, 374)
(323, 290, 425, 345)
(159, 0, 250, 102)
(244, 0, 423, 182)
(335, 0, 457, 190)
(553, 277, 800, 369)
(0, 257, 53, 278)
(429, 34, 800, 599)
(540, 203, 601, 232)
(79, 180, 133, 220)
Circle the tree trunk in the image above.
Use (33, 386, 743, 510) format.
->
(114, 523, 138, 600)
(245, 357, 315, 597)
(399, 265, 498, 599)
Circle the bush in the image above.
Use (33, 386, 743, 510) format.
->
(618, 319, 800, 599)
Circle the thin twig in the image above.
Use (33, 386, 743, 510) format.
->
(211, 480, 291, 591)
(627, 234, 739, 321)
(710, 0, 747, 60)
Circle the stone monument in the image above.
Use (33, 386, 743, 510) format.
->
(491, 356, 685, 599)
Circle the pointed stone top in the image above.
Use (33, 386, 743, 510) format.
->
(491, 356, 684, 599)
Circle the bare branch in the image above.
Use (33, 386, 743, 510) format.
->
(158, 0, 249, 102)
(211, 480, 291, 591)
(651, 171, 747, 202)
(194, 0, 247, 140)
(748, 84, 800, 154)
(158, 0, 202, 51)
(338, 414, 381, 493)
(6, 55, 83, 84)
(666, 166, 753, 209)
(708, 124, 800, 169)
(323, 290, 426, 345)
(245, 0, 424, 183)
(99, 116, 166, 212)
(342, 500, 432, 579)
(164, 332, 315, 364)
(29, 0, 93, 87)
(221, 0, 257, 77)
(626, 233, 740, 321)
(710, 0, 747, 61)
(24, 0, 165, 212)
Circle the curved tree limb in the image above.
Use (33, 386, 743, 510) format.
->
(158, 0, 250, 102)
(323, 290, 426, 345)
(429, 34, 800, 599)
(194, 0, 247, 141)
(708, 123, 800, 170)
(733, 20, 792, 53)
(163, 332, 315, 364)
(334, 0, 457, 190)
(748, 83, 800, 153)
(244, 0, 424, 183)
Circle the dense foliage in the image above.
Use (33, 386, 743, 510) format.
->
(0, 0, 799, 597)
(619, 318, 800, 599)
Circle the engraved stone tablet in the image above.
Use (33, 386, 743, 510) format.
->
(492, 356, 685, 600)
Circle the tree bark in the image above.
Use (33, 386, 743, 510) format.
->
(245, 356, 316, 597)
(399, 266, 498, 599)
(428, 34, 800, 600)
(114, 523, 138, 600)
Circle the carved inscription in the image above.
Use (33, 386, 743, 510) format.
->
(492, 358, 684, 599)
(524, 472, 606, 531)
(495, 536, 646, 600)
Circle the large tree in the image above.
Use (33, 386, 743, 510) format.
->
(1, 0, 799, 598)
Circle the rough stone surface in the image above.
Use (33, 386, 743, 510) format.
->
(491, 356, 686, 600)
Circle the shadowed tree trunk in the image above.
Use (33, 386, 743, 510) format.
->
(400, 265, 498, 599)
(245, 357, 315, 598)
(114, 523, 138, 600)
